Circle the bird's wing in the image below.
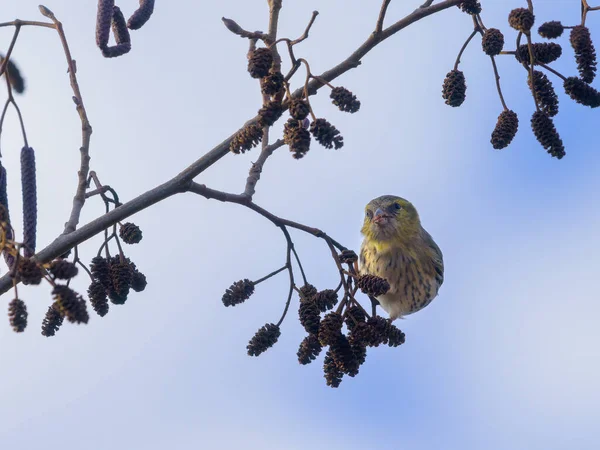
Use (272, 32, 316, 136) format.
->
(421, 228, 444, 287)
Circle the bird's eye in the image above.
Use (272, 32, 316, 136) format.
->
(393, 203, 402, 210)
(366, 209, 373, 218)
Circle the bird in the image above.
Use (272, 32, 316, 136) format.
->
(359, 195, 444, 320)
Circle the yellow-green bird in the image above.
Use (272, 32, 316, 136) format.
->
(360, 195, 444, 320)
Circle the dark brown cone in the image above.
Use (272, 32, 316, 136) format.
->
(509, 8, 535, 34)
(127, 0, 155, 30)
(49, 259, 79, 280)
(491, 110, 519, 150)
(91, 256, 112, 290)
(1, 162, 15, 269)
(318, 312, 343, 346)
(457, 1, 481, 15)
(0, 55, 25, 94)
(344, 305, 367, 332)
(299, 284, 318, 301)
(41, 304, 64, 337)
(88, 280, 109, 317)
(119, 222, 143, 244)
(352, 343, 367, 367)
(111, 6, 130, 45)
(386, 323, 406, 347)
(365, 316, 390, 347)
(20, 146, 37, 258)
(298, 299, 320, 335)
(257, 101, 284, 127)
(323, 351, 343, 388)
(357, 274, 390, 297)
(247, 323, 280, 356)
(16, 258, 43, 285)
(222, 279, 255, 307)
(131, 270, 148, 292)
(515, 43, 562, 65)
(247, 48, 273, 79)
(261, 72, 284, 96)
(348, 321, 371, 347)
(230, 124, 263, 154)
(528, 71, 559, 117)
(538, 21, 564, 39)
(442, 69, 466, 107)
(330, 87, 361, 113)
(531, 111, 565, 159)
(8, 298, 27, 332)
(96, 0, 115, 49)
(52, 285, 89, 324)
(289, 99, 310, 120)
(339, 249, 358, 264)
(570, 26, 597, 83)
(563, 76, 600, 107)
(330, 334, 360, 377)
(482, 28, 504, 56)
(297, 334, 322, 365)
(315, 289, 338, 312)
(310, 119, 344, 150)
(108, 289, 128, 305)
(283, 119, 311, 159)
(110, 256, 133, 299)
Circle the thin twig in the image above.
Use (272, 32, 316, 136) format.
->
(538, 62, 567, 81)
(276, 225, 294, 327)
(291, 11, 319, 45)
(0, 23, 21, 78)
(375, 0, 392, 35)
(187, 182, 347, 252)
(489, 56, 508, 110)
(291, 246, 308, 286)
(253, 265, 288, 285)
(454, 28, 478, 70)
(243, 139, 285, 199)
(34, 8, 94, 234)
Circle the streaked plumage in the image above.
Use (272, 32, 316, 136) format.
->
(359, 195, 443, 320)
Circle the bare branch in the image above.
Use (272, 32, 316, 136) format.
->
(291, 11, 319, 45)
(0, 23, 21, 79)
(243, 139, 285, 199)
(0, 0, 462, 296)
(375, 0, 392, 35)
(295, 0, 463, 97)
(27, 9, 94, 234)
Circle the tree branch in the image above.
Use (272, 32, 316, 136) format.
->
(243, 139, 285, 199)
(295, 0, 463, 97)
(0, 0, 462, 297)
(375, 0, 392, 35)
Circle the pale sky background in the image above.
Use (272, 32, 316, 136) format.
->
(1, 1, 599, 449)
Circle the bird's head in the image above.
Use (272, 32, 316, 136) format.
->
(361, 195, 421, 243)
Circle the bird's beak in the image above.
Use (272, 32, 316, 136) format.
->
(373, 208, 386, 224)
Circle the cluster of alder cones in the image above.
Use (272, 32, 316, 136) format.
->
(230, 46, 361, 159)
(1, 216, 147, 335)
(221, 250, 403, 388)
(445, 2, 599, 159)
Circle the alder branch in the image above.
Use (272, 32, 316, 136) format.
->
(375, 0, 392, 35)
(295, 0, 463, 97)
(0, 0, 462, 296)
(243, 139, 285, 199)
(38, 6, 94, 234)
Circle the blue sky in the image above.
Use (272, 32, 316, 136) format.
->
(1, 1, 599, 449)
